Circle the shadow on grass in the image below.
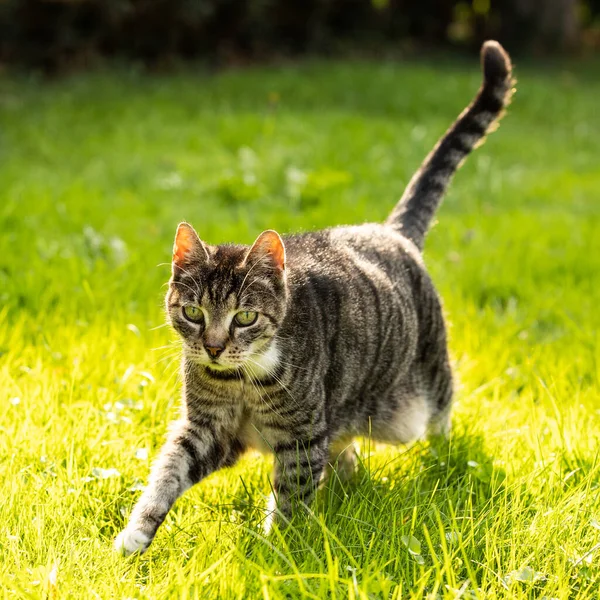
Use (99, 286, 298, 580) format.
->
(241, 427, 561, 598)
(322, 426, 508, 521)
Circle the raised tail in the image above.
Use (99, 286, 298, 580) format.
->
(386, 40, 514, 250)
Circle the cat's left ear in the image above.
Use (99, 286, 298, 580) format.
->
(245, 230, 286, 273)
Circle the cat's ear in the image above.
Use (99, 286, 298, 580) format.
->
(245, 230, 286, 273)
(172, 222, 209, 270)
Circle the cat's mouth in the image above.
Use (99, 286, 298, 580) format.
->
(185, 349, 254, 379)
(205, 362, 237, 372)
(204, 364, 244, 380)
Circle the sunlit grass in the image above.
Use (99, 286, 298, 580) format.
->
(0, 57, 599, 598)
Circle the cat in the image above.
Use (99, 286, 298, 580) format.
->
(115, 40, 514, 555)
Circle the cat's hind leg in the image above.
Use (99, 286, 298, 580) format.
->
(370, 392, 431, 445)
(427, 403, 452, 439)
(328, 438, 359, 481)
(425, 359, 453, 440)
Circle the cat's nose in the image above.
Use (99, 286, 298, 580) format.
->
(204, 344, 225, 359)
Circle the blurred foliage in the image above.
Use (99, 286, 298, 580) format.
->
(0, 0, 598, 71)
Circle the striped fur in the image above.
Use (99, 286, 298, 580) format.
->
(115, 41, 514, 555)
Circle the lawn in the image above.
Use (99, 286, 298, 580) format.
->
(0, 56, 599, 599)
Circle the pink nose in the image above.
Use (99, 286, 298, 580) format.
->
(204, 344, 224, 359)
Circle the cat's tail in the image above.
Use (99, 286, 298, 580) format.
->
(386, 40, 514, 250)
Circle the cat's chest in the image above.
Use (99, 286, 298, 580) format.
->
(236, 375, 295, 452)
(239, 418, 272, 453)
(238, 407, 288, 454)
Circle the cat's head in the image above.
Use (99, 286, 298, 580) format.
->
(166, 222, 287, 375)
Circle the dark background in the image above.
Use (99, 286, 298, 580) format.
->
(1, 0, 599, 73)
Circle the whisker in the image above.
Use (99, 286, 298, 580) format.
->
(238, 256, 269, 299)
(172, 279, 202, 299)
(173, 264, 203, 297)
(151, 342, 182, 352)
(240, 282, 281, 305)
(245, 357, 302, 411)
(242, 363, 290, 422)
(155, 351, 183, 366)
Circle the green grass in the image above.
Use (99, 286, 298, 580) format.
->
(1, 56, 599, 599)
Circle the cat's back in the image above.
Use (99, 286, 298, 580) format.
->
(283, 223, 425, 287)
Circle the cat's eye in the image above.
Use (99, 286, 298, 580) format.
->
(183, 305, 204, 323)
(234, 310, 258, 327)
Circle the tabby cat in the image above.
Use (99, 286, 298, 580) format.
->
(115, 41, 513, 555)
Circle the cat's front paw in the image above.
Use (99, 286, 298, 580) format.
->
(114, 528, 152, 556)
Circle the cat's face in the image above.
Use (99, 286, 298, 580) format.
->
(166, 223, 287, 375)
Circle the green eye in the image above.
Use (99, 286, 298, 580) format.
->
(183, 305, 204, 323)
(234, 310, 258, 327)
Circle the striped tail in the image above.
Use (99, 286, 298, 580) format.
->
(387, 40, 515, 250)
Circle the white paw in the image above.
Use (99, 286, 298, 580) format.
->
(114, 528, 152, 556)
(263, 492, 277, 534)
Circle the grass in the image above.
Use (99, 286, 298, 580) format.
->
(0, 55, 599, 599)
